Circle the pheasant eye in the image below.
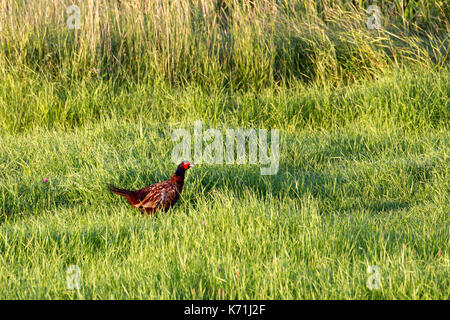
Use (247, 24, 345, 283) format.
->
(183, 162, 189, 169)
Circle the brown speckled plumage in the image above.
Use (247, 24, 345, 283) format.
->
(109, 161, 193, 215)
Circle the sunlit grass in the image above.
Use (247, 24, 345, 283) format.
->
(0, 91, 448, 298)
(0, 0, 447, 88)
(0, 0, 448, 300)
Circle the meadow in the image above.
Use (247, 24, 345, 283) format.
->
(0, 0, 448, 299)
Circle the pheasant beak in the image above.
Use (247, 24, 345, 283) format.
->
(189, 163, 194, 168)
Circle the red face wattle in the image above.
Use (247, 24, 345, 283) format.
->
(182, 161, 191, 170)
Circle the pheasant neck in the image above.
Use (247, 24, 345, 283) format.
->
(171, 167, 185, 182)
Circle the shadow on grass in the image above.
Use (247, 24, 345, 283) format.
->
(1, 156, 431, 222)
(179, 163, 417, 215)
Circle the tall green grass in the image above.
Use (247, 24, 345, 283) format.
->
(0, 0, 448, 89)
(0, 117, 448, 299)
(0, 66, 448, 134)
(0, 0, 448, 299)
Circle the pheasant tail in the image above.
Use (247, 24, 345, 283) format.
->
(108, 185, 140, 206)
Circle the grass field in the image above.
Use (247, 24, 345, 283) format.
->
(0, 0, 449, 299)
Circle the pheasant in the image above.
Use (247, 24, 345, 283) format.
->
(109, 161, 193, 215)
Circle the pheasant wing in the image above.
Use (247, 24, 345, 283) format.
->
(134, 182, 177, 210)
